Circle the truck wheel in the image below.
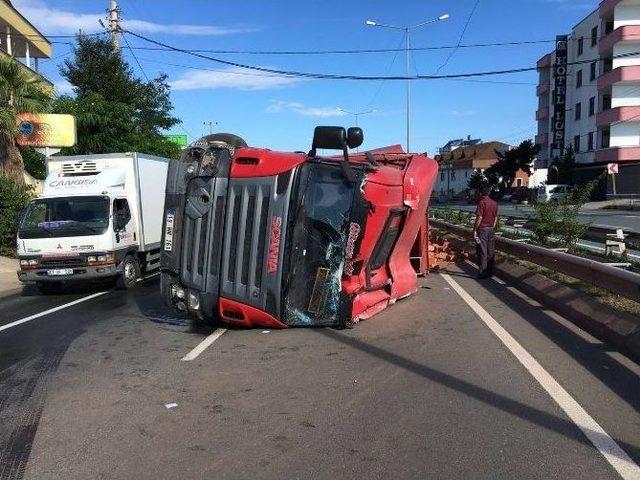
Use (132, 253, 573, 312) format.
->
(116, 256, 140, 289)
(37, 282, 63, 295)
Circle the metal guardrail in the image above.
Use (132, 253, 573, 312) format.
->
(430, 219, 640, 303)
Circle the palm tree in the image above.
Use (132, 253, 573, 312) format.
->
(0, 56, 51, 185)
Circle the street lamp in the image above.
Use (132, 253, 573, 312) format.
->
(337, 108, 377, 127)
(365, 13, 449, 153)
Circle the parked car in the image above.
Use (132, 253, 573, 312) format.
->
(537, 184, 572, 203)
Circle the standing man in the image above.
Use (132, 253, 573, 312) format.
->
(473, 187, 498, 279)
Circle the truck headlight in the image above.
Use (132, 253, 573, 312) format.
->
(188, 292, 200, 310)
(20, 259, 38, 270)
(87, 253, 114, 265)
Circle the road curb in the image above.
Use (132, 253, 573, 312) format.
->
(444, 235, 640, 362)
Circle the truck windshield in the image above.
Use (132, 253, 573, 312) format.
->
(282, 163, 356, 326)
(19, 196, 110, 239)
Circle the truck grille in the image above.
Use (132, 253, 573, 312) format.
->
(221, 183, 271, 303)
(39, 258, 85, 269)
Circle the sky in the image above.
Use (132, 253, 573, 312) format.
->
(14, 0, 600, 155)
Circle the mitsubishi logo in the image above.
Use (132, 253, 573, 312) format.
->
(56, 243, 63, 249)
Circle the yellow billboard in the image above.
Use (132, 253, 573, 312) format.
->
(16, 113, 77, 147)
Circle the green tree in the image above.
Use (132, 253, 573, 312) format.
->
(53, 35, 181, 158)
(485, 140, 540, 193)
(549, 145, 575, 185)
(0, 56, 51, 184)
(467, 169, 487, 190)
(0, 176, 34, 255)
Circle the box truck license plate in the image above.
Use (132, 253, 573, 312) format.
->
(47, 268, 73, 276)
(164, 211, 175, 251)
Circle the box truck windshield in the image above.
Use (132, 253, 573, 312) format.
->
(19, 196, 110, 238)
(282, 162, 356, 326)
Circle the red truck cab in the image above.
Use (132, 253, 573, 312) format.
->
(160, 127, 438, 328)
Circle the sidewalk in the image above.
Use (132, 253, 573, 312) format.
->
(0, 256, 22, 297)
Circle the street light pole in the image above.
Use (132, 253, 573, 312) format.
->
(365, 14, 449, 153)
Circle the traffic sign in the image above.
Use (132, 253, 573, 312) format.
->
(164, 134, 188, 148)
(607, 163, 619, 175)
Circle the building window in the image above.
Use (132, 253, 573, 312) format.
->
(590, 61, 597, 81)
(516, 178, 523, 187)
(465, 171, 468, 178)
(451, 170, 456, 181)
(577, 37, 584, 56)
(601, 129, 610, 149)
(602, 94, 611, 111)
(440, 171, 444, 181)
(576, 69, 583, 88)
(589, 96, 596, 116)
(603, 57, 613, 73)
(575, 102, 582, 120)
(574, 135, 581, 153)
(588, 132, 594, 151)
(591, 26, 598, 46)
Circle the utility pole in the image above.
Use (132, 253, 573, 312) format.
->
(108, 0, 120, 53)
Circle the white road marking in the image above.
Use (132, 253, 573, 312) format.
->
(0, 291, 109, 333)
(441, 272, 640, 480)
(181, 328, 227, 361)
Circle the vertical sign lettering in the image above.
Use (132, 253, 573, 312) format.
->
(552, 35, 568, 153)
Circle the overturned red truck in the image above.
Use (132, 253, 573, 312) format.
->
(160, 127, 438, 328)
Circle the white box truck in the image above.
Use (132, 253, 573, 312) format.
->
(16, 152, 170, 293)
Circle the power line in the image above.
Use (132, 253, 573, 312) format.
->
(118, 38, 557, 55)
(122, 29, 640, 82)
(122, 32, 149, 81)
(435, 0, 481, 74)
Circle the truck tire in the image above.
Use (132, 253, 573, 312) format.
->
(37, 281, 63, 295)
(116, 256, 140, 289)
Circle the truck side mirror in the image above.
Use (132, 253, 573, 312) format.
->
(347, 127, 364, 149)
(115, 212, 127, 230)
(311, 126, 347, 151)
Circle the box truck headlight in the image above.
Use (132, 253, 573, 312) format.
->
(87, 253, 115, 266)
(20, 259, 38, 269)
(188, 292, 200, 310)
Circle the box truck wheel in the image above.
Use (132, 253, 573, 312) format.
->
(37, 281, 63, 295)
(116, 256, 140, 289)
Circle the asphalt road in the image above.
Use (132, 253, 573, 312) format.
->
(0, 268, 639, 480)
(436, 203, 640, 233)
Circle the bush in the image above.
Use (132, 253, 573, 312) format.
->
(0, 176, 34, 256)
(529, 177, 600, 249)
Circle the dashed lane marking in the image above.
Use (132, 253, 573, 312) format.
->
(442, 273, 640, 480)
(181, 328, 228, 361)
(0, 291, 109, 333)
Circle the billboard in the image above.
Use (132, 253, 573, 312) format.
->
(551, 35, 568, 152)
(16, 113, 77, 147)
(164, 134, 188, 148)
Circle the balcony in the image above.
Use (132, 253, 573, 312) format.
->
(537, 53, 552, 70)
(536, 83, 550, 96)
(596, 105, 640, 127)
(535, 133, 548, 145)
(598, 65, 640, 89)
(599, 25, 640, 54)
(596, 146, 640, 162)
(0, 50, 53, 89)
(536, 107, 549, 121)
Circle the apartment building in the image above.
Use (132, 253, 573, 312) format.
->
(0, 0, 52, 87)
(536, 0, 640, 197)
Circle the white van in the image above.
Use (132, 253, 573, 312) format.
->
(16, 153, 170, 293)
(537, 184, 571, 203)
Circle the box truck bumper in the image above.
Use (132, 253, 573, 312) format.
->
(17, 264, 120, 283)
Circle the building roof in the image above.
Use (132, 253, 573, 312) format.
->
(440, 137, 482, 151)
(0, 0, 51, 58)
(436, 141, 512, 169)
